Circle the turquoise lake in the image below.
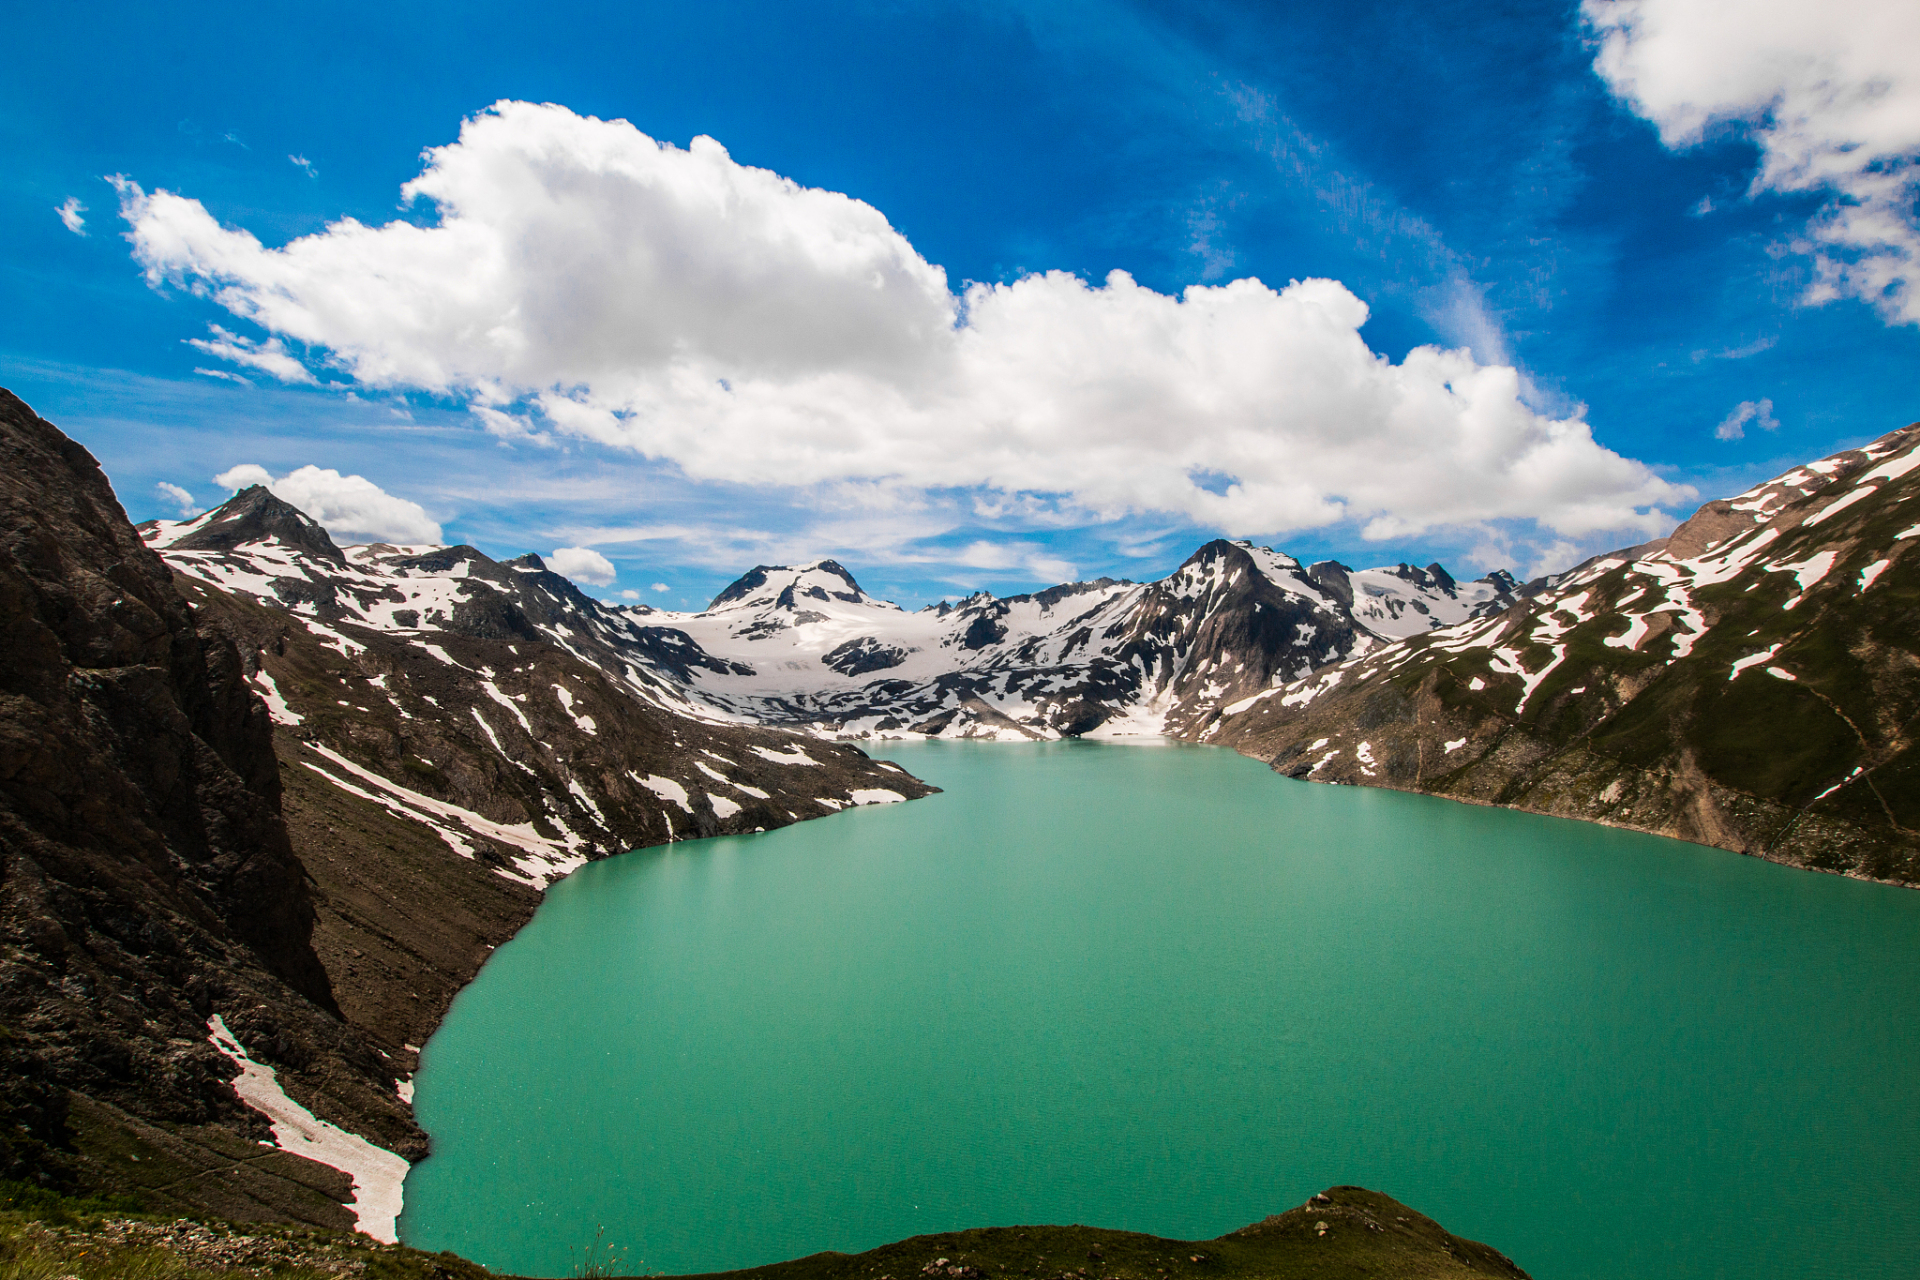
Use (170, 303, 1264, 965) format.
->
(399, 739, 1920, 1280)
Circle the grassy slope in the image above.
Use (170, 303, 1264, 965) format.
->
(677, 1189, 1527, 1280)
(0, 1185, 1527, 1280)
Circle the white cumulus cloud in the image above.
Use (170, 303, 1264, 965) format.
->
(212, 463, 442, 544)
(119, 100, 1689, 542)
(56, 197, 86, 236)
(1586, 0, 1920, 323)
(548, 546, 616, 585)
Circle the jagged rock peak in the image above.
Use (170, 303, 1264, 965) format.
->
(156, 484, 346, 564)
(707, 559, 882, 612)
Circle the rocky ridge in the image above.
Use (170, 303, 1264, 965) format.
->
(617, 542, 1520, 740)
(1209, 422, 1920, 886)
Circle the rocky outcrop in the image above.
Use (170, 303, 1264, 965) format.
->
(1211, 423, 1920, 887)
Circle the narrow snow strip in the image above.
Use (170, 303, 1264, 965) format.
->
(301, 761, 477, 860)
(1730, 644, 1784, 681)
(468, 708, 534, 775)
(1860, 559, 1892, 591)
(1858, 448, 1920, 486)
(418, 643, 469, 669)
(304, 621, 367, 658)
(752, 744, 820, 766)
(1803, 484, 1877, 527)
(849, 789, 906, 804)
(1812, 766, 1864, 802)
(207, 1015, 409, 1243)
(305, 743, 583, 885)
(1444, 738, 1468, 752)
(251, 670, 303, 725)
(1899, 523, 1920, 540)
(553, 684, 598, 735)
(1766, 666, 1797, 682)
(480, 680, 532, 732)
(1517, 647, 1567, 713)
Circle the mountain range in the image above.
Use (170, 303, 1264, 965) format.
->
(134, 415, 1920, 899)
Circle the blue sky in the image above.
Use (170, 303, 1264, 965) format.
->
(5, 0, 1916, 609)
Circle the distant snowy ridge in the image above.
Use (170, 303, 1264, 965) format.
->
(148, 489, 1524, 747)
(607, 542, 1522, 740)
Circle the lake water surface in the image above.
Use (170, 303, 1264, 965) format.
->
(400, 740, 1920, 1280)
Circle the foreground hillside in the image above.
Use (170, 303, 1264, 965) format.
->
(1, 1183, 1529, 1280)
(1211, 423, 1920, 885)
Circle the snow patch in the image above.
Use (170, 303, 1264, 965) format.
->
(752, 744, 820, 766)
(207, 1015, 409, 1243)
(639, 774, 693, 813)
(251, 669, 303, 725)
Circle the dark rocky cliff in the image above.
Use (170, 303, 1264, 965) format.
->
(0, 389, 417, 1223)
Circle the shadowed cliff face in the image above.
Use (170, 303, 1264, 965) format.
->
(0, 389, 418, 1221)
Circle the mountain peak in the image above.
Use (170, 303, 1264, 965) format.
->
(707, 560, 880, 612)
(156, 485, 346, 564)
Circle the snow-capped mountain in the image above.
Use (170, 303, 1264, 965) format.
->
(621, 540, 1523, 739)
(1212, 421, 1920, 888)
(149, 486, 1525, 748)
(144, 486, 934, 887)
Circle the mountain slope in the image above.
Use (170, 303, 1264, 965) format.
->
(147, 490, 937, 1068)
(1210, 423, 1920, 886)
